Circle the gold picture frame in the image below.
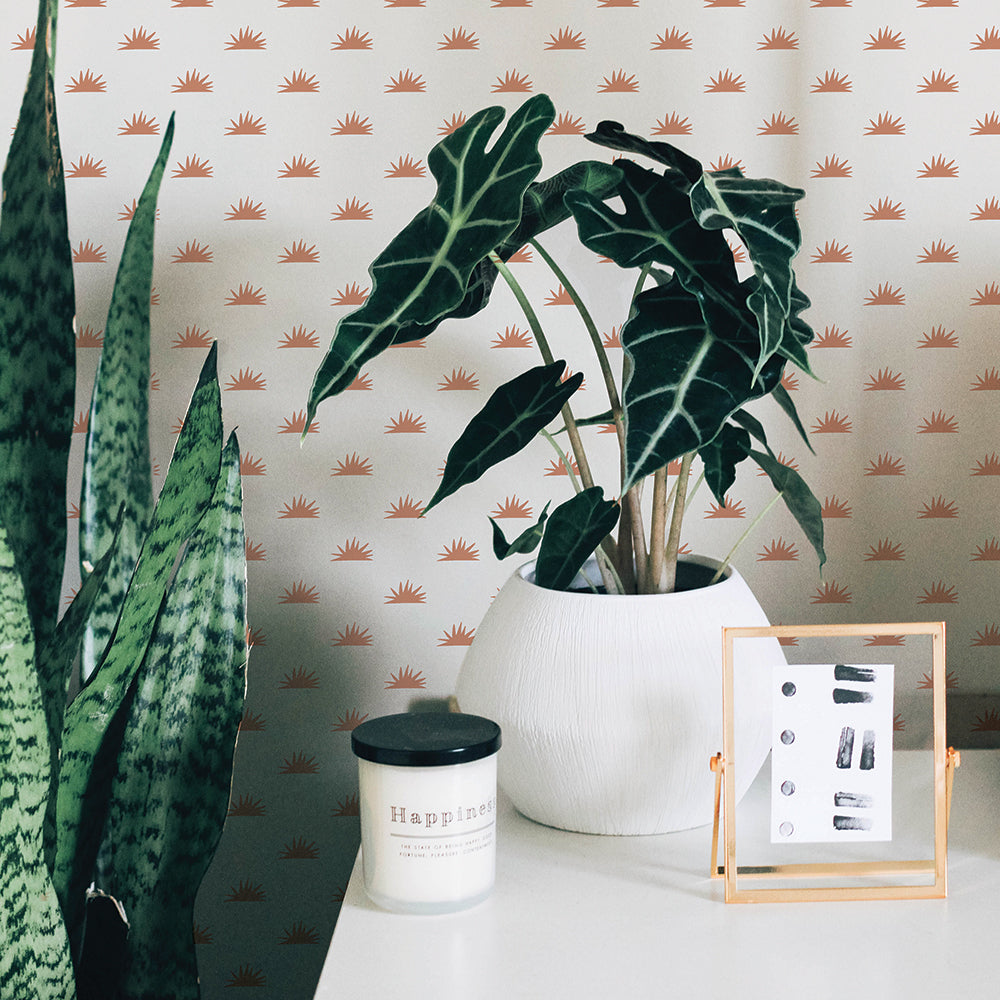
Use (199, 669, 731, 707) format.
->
(711, 622, 959, 903)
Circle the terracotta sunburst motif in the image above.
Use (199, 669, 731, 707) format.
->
(758, 113, 798, 136)
(332, 26, 372, 49)
(438, 367, 479, 390)
(705, 495, 745, 518)
(172, 156, 212, 178)
(332, 197, 373, 221)
(225, 27, 265, 50)
(811, 410, 851, 433)
(812, 70, 851, 93)
(279, 752, 320, 774)
(65, 69, 106, 93)
(864, 368, 905, 390)
(226, 113, 266, 136)
(972, 625, 1000, 646)
(971, 113, 1000, 136)
(172, 240, 213, 263)
(758, 27, 798, 49)
(332, 112, 373, 135)
(865, 26, 904, 49)
(66, 155, 106, 178)
(278, 411, 318, 435)
(971, 709, 1000, 732)
(332, 794, 360, 818)
(76, 325, 103, 348)
(439, 623, 475, 646)
(119, 113, 159, 136)
(544, 453, 580, 477)
(918, 155, 958, 178)
(918, 70, 958, 93)
(864, 282, 905, 306)
(812, 325, 852, 348)
(917, 496, 958, 519)
(438, 539, 480, 561)
(971, 282, 1000, 305)
(385, 581, 427, 604)
(864, 453, 905, 476)
(811, 156, 852, 179)
(333, 623, 374, 647)
(811, 240, 852, 263)
(240, 454, 266, 476)
(917, 325, 958, 348)
(439, 113, 468, 136)
(493, 70, 533, 93)
(652, 113, 693, 136)
(73, 240, 106, 264)
(821, 496, 852, 518)
(332, 282, 370, 305)
(491, 325, 532, 348)
(866, 636, 906, 648)
(918, 240, 959, 263)
(917, 410, 958, 433)
(331, 537, 373, 561)
(386, 69, 425, 93)
(864, 539, 905, 561)
(119, 27, 159, 49)
(971, 28, 1000, 50)
(548, 113, 587, 136)
(331, 453, 373, 476)
(705, 70, 745, 93)
(278, 69, 319, 94)
(385, 665, 427, 689)
(279, 667, 320, 689)
(245, 540, 266, 561)
(546, 27, 585, 49)
(599, 69, 639, 93)
(279, 240, 320, 263)
(385, 155, 425, 178)
(491, 496, 532, 518)
(385, 410, 426, 434)
(865, 112, 905, 136)
(918, 582, 958, 604)
(971, 454, 1000, 476)
(972, 539, 1000, 562)
(439, 26, 478, 48)
(11, 27, 36, 49)
(278, 495, 320, 518)
(228, 794, 265, 817)
(279, 155, 319, 178)
(225, 282, 265, 306)
(173, 70, 212, 93)
(810, 581, 852, 604)
(864, 197, 905, 220)
(279, 582, 320, 605)
(332, 710, 370, 732)
(385, 495, 424, 518)
(279, 923, 320, 946)
(757, 539, 798, 561)
(278, 325, 318, 348)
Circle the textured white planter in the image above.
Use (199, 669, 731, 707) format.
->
(455, 555, 779, 835)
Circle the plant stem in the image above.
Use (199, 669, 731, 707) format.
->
(662, 452, 695, 593)
(646, 466, 668, 592)
(489, 250, 619, 593)
(709, 492, 782, 585)
(540, 428, 581, 494)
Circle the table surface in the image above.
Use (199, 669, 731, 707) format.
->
(315, 751, 1000, 1000)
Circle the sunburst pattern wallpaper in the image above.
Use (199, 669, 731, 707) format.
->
(2, 1, 998, 996)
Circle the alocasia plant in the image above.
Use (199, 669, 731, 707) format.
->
(306, 93, 825, 595)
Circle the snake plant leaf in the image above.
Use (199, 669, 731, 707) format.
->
(54, 346, 223, 958)
(0, 0, 75, 649)
(490, 502, 551, 560)
(306, 94, 555, 419)
(424, 362, 583, 516)
(79, 114, 175, 682)
(690, 170, 812, 376)
(534, 487, 621, 592)
(0, 519, 76, 999)
(618, 278, 783, 489)
(102, 432, 246, 1000)
(749, 447, 826, 570)
(699, 422, 752, 507)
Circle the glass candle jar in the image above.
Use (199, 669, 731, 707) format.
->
(351, 712, 502, 914)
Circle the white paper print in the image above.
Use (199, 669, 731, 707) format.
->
(770, 663, 894, 844)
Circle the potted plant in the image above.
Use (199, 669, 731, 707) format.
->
(1, 4, 247, 996)
(305, 93, 824, 833)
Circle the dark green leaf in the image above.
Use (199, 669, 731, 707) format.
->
(103, 433, 246, 1000)
(54, 347, 223, 958)
(771, 382, 814, 453)
(424, 363, 583, 516)
(618, 279, 783, 489)
(534, 488, 620, 592)
(0, 517, 75, 997)
(490, 502, 551, 560)
(699, 422, 752, 506)
(749, 447, 826, 570)
(584, 120, 703, 186)
(0, 0, 75, 649)
(79, 114, 175, 681)
(307, 94, 555, 417)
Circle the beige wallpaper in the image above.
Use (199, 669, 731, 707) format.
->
(2, 1, 998, 996)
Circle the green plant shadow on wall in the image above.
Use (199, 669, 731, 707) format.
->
(0, 3, 248, 999)
(305, 92, 824, 595)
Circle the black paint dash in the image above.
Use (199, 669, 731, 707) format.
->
(834, 664, 876, 683)
(860, 730, 876, 770)
(836, 727, 855, 769)
(833, 688, 873, 704)
(834, 791, 874, 808)
(834, 815, 874, 832)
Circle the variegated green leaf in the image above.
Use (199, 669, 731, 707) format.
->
(79, 115, 175, 682)
(534, 488, 620, 592)
(490, 501, 550, 560)
(618, 279, 784, 489)
(306, 94, 555, 419)
(103, 433, 246, 1000)
(424, 362, 583, 516)
(690, 169, 812, 375)
(54, 346, 223, 958)
(0, 518, 75, 999)
(0, 0, 75, 650)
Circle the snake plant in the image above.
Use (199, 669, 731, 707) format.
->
(0, 3, 247, 998)
(307, 93, 825, 594)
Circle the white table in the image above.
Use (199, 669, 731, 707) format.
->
(316, 751, 1000, 999)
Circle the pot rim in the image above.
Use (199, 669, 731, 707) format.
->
(515, 553, 736, 596)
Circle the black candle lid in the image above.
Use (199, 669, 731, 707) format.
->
(351, 712, 501, 767)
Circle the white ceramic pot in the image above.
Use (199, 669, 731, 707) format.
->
(455, 555, 779, 835)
